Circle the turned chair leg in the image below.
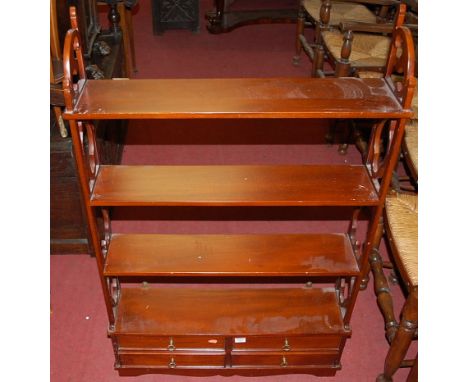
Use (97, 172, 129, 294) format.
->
(369, 248, 399, 343)
(338, 121, 369, 156)
(293, 5, 305, 66)
(377, 289, 418, 382)
(353, 122, 368, 158)
(407, 353, 418, 382)
(325, 120, 337, 145)
(312, 44, 324, 78)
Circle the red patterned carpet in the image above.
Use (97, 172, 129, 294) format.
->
(51, 0, 416, 380)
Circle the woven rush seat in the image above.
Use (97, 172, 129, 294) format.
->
(322, 30, 391, 67)
(303, 0, 376, 25)
(404, 120, 418, 175)
(385, 193, 418, 286)
(402, 80, 418, 178)
(357, 71, 384, 78)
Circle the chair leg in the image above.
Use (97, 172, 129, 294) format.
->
(339, 121, 369, 156)
(338, 119, 353, 155)
(369, 247, 399, 343)
(407, 354, 418, 382)
(293, 5, 305, 66)
(325, 120, 336, 145)
(352, 122, 368, 158)
(312, 44, 324, 78)
(376, 289, 418, 382)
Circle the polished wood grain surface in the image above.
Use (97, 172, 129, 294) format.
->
(63, 78, 412, 120)
(118, 352, 226, 368)
(115, 286, 345, 336)
(104, 233, 360, 277)
(91, 165, 379, 206)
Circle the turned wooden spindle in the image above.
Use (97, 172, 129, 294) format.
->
(293, 5, 305, 65)
(107, 0, 121, 35)
(335, 30, 353, 77)
(320, 0, 332, 26)
(377, 289, 418, 382)
(377, 5, 390, 22)
(313, 44, 325, 78)
(369, 248, 399, 343)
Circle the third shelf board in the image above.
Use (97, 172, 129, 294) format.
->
(103, 233, 360, 277)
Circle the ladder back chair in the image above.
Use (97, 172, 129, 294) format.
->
(294, 0, 400, 76)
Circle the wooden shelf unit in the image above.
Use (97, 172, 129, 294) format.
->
(61, 25, 416, 376)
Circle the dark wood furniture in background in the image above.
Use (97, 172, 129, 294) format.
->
(99, 0, 139, 73)
(50, 1, 130, 254)
(206, 0, 297, 33)
(61, 18, 415, 375)
(151, 0, 199, 34)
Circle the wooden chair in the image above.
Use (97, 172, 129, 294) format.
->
(324, 3, 417, 156)
(366, 26, 418, 380)
(371, 191, 418, 382)
(317, 2, 407, 78)
(293, 0, 400, 75)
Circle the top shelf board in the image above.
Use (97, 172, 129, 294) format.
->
(63, 77, 412, 120)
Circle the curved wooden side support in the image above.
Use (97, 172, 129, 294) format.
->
(101, 208, 112, 260)
(107, 276, 121, 331)
(337, 276, 356, 321)
(347, 208, 361, 257)
(385, 25, 417, 111)
(366, 119, 397, 180)
(76, 121, 100, 190)
(62, 7, 86, 112)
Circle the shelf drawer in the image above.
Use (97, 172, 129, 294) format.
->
(119, 351, 226, 368)
(231, 335, 342, 352)
(117, 335, 224, 351)
(231, 351, 339, 368)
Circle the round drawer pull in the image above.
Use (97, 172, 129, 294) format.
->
(167, 337, 176, 351)
(168, 357, 176, 368)
(282, 338, 291, 351)
(280, 356, 288, 367)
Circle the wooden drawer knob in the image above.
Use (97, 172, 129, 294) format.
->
(167, 337, 176, 351)
(280, 356, 288, 367)
(168, 357, 176, 368)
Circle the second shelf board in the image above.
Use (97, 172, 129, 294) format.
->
(103, 233, 360, 277)
(91, 165, 379, 206)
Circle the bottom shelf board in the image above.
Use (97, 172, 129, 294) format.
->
(114, 286, 346, 337)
